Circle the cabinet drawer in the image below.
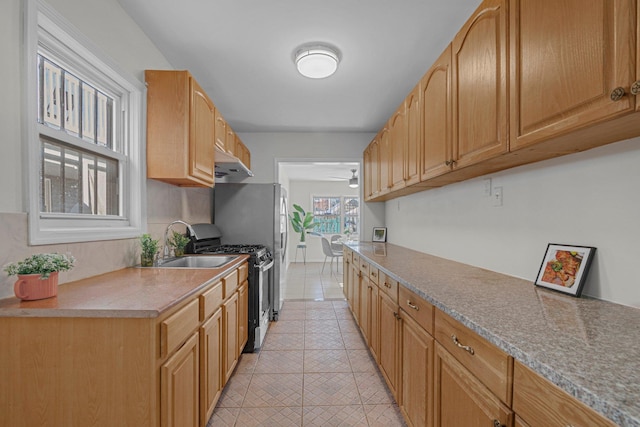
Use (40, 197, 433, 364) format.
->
(399, 286, 433, 334)
(222, 269, 239, 299)
(435, 309, 512, 404)
(378, 271, 398, 304)
(369, 265, 379, 285)
(200, 281, 223, 321)
(161, 298, 199, 358)
(359, 260, 370, 276)
(238, 262, 248, 284)
(352, 253, 360, 267)
(513, 361, 617, 427)
(343, 249, 352, 263)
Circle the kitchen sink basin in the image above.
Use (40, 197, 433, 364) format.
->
(155, 255, 238, 269)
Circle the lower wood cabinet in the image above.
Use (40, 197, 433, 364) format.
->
(401, 310, 434, 427)
(513, 361, 617, 427)
(161, 331, 200, 427)
(378, 290, 401, 398)
(434, 343, 513, 427)
(238, 281, 248, 354)
(223, 291, 239, 383)
(200, 307, 223, 426)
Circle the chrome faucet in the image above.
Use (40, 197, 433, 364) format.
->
(163, 220, 195, 259)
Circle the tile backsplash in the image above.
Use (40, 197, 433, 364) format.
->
(0, 180, 212, 300)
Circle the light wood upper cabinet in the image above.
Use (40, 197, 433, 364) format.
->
(235, 136, 251, 170)
(146, 70, 216, 187)
(364, 137, 380, 201)
(363, 144, 373, 200)
(421, 45, 452, 182)
(510, 0, 636, 150)
(378, 126, 391, 195)
(214, 109, 227, 153)
(405, 84, 421, 186)
(452, 0, 509, 169)
(389, 107, 407, 191)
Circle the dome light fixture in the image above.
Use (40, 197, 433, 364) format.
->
(295, 44, 340, 79)
(348, 169, 359, 188)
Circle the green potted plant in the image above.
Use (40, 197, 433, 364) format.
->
(4, 253, 75, 300)
(168, 230, 190, 257)
(139, 233, 160, 267)
(289, 204, 316, 243)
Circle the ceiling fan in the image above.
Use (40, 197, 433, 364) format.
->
(330, 169, 359, 188)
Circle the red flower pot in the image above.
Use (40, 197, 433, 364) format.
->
(14, 272, 59, 301)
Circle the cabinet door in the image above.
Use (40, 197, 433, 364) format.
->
(434, 343, 513, 427)
(405, 84, 421, 186)
(161, 331, 199, 427)
(343, 255, 350, 299)
(378, 291, 400, 399)
(200, 308, 222, 426)
(421, 45, 453, 181)
(378, 126, 391, 194)
(226, 128, 236, 156)
(351, 265, 362, 324)
(214, 109, 227, 152)
(359, 274, 371, 338)
(238, 281, 248, 355)
(363, 145, 373, 200)
(510, 0, 636, 150)
(452, 0, 508, 168)
(389, 108, 406, 192)
(223, 292, 238, 384)
(190, 79, 216, 184)
(401, 313, 434, 427)
(368, 283, 379, 362)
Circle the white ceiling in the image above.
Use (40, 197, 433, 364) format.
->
(280, 161, 360, 182)
(117, 0, 480, 134)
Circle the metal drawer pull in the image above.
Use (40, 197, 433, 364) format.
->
(451, 334, 475, 355)
(493, 421, 504, 427)
(631, 80, 640, 96)
(393, 311, 401, 320)
(407, 300, 419, 311)
(384, 282, 391, 288)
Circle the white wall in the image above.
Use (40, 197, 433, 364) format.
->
(0, 0, 211, 299)
(288, 180, 359, 263)
(385, 137, 640, 307)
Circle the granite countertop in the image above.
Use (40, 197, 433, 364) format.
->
(348, 242, 639, 427)
(0, 255, 249, 318)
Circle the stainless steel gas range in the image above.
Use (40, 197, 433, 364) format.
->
(187, 223, 274, 352)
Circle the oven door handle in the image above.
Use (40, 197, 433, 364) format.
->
(255, 259, 274, 272)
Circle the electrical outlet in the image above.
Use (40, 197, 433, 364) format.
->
(493, 186, 503, 207)
(483, 178, 492, 196)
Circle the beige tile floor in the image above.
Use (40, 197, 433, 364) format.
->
(207, 262, 406, 426)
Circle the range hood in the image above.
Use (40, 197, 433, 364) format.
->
(215, 149, 253, 178)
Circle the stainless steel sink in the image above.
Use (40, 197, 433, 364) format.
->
(155, 255, 238, 269)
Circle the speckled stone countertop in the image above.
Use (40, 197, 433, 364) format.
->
(0, 255, 249, 318)
(348, 242, 639, 427)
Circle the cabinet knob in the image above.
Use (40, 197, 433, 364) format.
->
(393, 311, 401, 320)
(610, 87, 626, 101)
(445, 159, 455, 166)
(493, 421, 505, 427)
(407, 300, 419, 311)
(631, 81, 640, 96)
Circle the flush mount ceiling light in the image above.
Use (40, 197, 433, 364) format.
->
(348, 169, 359, 188)
(294, 44, 340, 79)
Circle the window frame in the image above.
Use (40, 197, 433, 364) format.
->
(25, 1, 146, 245)
(311, 195, 360, 235)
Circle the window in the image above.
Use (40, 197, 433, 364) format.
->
(26, 2, 145, 244)
(312, 196, 359, 234)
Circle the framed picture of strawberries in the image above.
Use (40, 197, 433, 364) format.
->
(535, 244, 596, 297)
